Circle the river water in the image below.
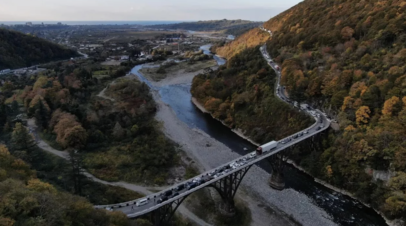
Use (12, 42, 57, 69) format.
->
(130, 46, 388, 226)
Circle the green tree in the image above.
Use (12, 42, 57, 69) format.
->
(34, 100, 50, 131)
(10, 123, 36, 152)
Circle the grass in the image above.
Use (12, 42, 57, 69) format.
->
(25, 146, 143, 205)
(185, 189, 252, 226)
(40, 132, 64, 150)
(184, 165, 199, 179)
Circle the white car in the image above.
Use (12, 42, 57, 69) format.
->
(136, 198, 149, 207)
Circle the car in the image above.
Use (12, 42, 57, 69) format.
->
(304, 130, 309, 134)
(157, 196, 168, 204)
(168, 192, 179, 199)
(192, 177, 202, 183)
(316, 126, 322, 131)
(187, 182, 198, 190)
(281, 140, 286, 144)
(136, 198, 149, 207)
(161, 190, 173, 197)
(175, 184, 185, 191)
(292, 134, 298, 139)
(105, 207, 113, 211)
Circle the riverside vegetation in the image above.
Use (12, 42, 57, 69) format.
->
(195, 0, 406, 223)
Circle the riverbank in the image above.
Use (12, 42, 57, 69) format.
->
(286, 160, 401, 226)
(132, 65, 337, 226)
(191, 97, 260, 146)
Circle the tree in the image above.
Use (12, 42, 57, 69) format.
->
(59, 125, 88, 149)
(34, 100, 50, 131)
(10, 123, 36, 152)
(341, 26, 354, 40)
(382, 96, 402, 118)
(355, 106, 371, 126)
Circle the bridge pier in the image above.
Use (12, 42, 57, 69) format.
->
(147, 196, 188, 226)
(268, 153, 287, 190)
(208, 165, 252, 216)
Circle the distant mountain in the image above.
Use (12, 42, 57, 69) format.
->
(0, 29, 78, 70)
(147, 19, 263, 36)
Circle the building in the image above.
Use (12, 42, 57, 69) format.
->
(120, 55, 129, 61)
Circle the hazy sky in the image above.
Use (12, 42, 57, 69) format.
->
(0, 0, 302, 21)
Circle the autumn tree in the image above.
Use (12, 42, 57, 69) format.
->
(355, 106, 371, 126)
(53, 110, 88, 149)
(382, 96, 401, 117)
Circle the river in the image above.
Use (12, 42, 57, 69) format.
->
(130, 45, 388, 226)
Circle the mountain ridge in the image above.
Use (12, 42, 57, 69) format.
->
(0, 28, 78, 70)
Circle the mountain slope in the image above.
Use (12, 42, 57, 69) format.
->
(192, 0, 406, 223)
(0, 29, 78, 70)
(212, 28, 270, 59)
(267, 0, 406, 222)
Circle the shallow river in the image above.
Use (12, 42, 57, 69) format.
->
(130, 46, 387, 226)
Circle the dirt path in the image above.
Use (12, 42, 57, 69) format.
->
(96, 81, 116, 101)
(27, 117, 211, 225)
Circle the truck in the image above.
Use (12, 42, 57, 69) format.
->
(256, 147, 263, 155)
(258, 141, 278, 152)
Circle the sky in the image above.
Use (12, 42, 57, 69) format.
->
(0, 0, 302, 21)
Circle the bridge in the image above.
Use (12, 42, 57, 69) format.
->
(94, 40, 331, 225)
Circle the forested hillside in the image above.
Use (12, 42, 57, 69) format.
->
(193, 0, 406, 223)
(267, 0, 406, 222)
(148, 19, 262, 36)
(0, 29, 78, 69)
(211, 28, 270, 60)
(0, 144, 130, 226)
(192, 47, 312, 143)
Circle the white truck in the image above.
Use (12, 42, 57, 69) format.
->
(259, 141, 278, 152)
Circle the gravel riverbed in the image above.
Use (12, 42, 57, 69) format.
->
(131, 67, 337, 226)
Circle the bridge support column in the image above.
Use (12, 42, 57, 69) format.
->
(148, 196, 188, 226)
(269, 153, 287, 190)
(208, 165, 252, 216)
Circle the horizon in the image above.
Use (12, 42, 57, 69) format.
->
(0, 19, 265, 26)
(0, 0, 302, 21)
